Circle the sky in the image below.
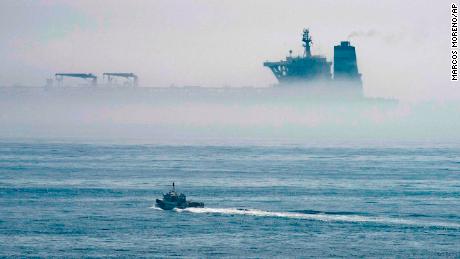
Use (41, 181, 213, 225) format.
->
(0, 0, 458, 100)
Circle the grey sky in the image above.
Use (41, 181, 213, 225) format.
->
(0, 0, 457, 100)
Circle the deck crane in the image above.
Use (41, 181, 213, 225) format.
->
(103, 73, 138, 87)
(55, 73, 97, 86)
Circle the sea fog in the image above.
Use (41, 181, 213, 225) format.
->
(1, 85, 459, 146)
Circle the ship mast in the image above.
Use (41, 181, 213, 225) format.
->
(302, 28, 312, 57)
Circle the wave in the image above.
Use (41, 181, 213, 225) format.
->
(174, 207, 460, 229)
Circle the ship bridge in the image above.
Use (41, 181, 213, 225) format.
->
(263, 29, 332, 84)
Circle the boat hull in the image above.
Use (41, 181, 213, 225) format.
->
(155, 199, 204, 210)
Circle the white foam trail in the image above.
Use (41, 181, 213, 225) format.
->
(150, 205, 163, 210)
(175, 207, 460, 229)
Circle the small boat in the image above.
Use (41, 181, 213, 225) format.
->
(156, 182, 204, 210)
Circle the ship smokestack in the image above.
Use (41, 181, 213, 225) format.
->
(333, 41, 361, 83)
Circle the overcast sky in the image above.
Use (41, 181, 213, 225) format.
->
(0, 0, 457, 100)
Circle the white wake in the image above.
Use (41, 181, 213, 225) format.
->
(173, 207, 460, 229)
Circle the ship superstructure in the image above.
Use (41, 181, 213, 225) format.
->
(264, 28, 362, 87)
(263, 29, 332, 83)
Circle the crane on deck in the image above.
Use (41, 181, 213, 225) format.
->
(55, 73, 97, 86)
(103, 73, 138, 87)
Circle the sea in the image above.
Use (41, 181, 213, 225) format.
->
(1, 141, 459, 258)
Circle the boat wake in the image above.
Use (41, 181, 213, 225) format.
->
(174, 207, 460, 229)
(149, 205, 163, 210)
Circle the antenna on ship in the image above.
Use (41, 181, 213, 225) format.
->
(172, 182, 175, 191)
(302, 28, 312, 57)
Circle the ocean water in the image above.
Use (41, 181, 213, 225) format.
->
(1, 142, 459, 257)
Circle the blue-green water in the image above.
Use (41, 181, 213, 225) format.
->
(1, 142, 459, 257)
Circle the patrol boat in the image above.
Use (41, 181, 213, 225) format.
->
(155, 182, 204, 210)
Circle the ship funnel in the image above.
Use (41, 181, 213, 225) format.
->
(333, 41, 361, 82)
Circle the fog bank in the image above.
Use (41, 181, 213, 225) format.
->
(1, 87, 459, 146)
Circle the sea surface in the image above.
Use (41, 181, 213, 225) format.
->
(1, 142, 459, 258)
